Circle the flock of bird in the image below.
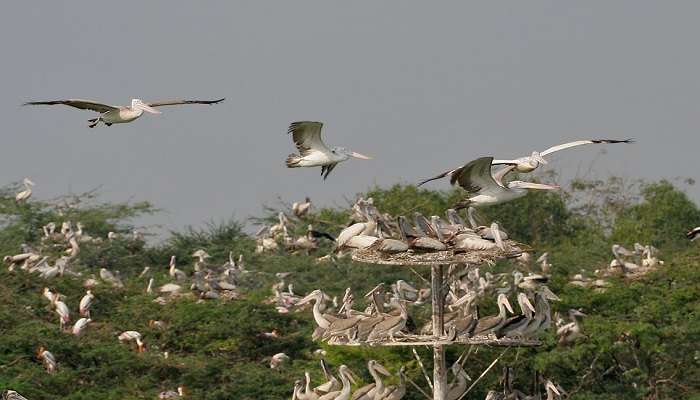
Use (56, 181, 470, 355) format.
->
(6, 98, 698, 399)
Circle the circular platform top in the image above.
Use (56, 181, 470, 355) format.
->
(351, 242, 526, 266)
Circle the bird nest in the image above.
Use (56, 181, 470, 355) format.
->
(326, 334, 541, 347)
(351, 242, 526, 266)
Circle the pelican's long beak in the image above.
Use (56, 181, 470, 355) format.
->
(136, 102, 162, 114)
(375, 363, 391, 376)
(523, 295, 535, 313)
(297, 293, 314, 305)
(518, 182, 560, 191)
(501, 296, 514, 314)
(350, 152, 371, 160)
(346, 369, 359, 385)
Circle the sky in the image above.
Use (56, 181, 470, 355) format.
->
(1, 2, 698, 237)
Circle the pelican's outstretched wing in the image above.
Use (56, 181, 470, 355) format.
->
(417, 166, 459, 187)
(451, 157, 501, 193)
(539, 139, 633, 157)
(23, 99, 119, 113)
(146, 98, 225, 107)
(288, 121, 332, 156)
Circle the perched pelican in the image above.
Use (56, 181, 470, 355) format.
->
(315, 359, 341, 395)
(285, 121, 371, 179)
(472, 294, 514, 336)
(367, 299, 408, 342)
(15, 178, 35, 202)
(378, 367, 406, 400)
(687, 227, 700, 241)
(419, 157, 559, 208)
(497, 293, 536, 338)
(318, 365, 357, 400)
(351, 360, 392, 400)
(543, 380, 562, 400)
(168, 256, 186, 281)
(521, 286, 560, 337)
(491, 139, 633, 173)
(79, 290, 94, 318)
(24, 97, 224, 128)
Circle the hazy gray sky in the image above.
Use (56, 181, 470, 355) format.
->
(2, 2, 698, 235)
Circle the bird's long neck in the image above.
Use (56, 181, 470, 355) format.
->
(369, 366, 384, 393)
(311, 298, 331, 329)
(498, 301, 508, 319)
(339, 373, 352, 397)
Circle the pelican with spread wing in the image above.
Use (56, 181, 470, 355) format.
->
(420, 157, 559, 208)
(492, 139, 633, 173)
(285, 121, 371, 180)
(23, 97, 224, 128)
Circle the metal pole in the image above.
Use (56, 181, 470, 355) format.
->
(432, 264, 447, 400)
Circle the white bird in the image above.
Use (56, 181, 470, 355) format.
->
(79, 290, 94, 318)
(419, 157, 559, 208)
(100, 268, 124, 288)
(270, 352, 291, 369)
(285, 121, 371, 179)
(158, 387, 186, 399)
(24, 98, 224, 128)
(491, 139, 633, 173)
(293, 197, 313, 218)
(72, 317, 91, 336)
(15, 178, 35, 202)
(36, 346, 57, 374)
(168, 256, 186, 281)
(118, 331, 145, 352)
(52, 294, 70, 330)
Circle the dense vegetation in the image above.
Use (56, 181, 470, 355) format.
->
(0, 177, 698, 400)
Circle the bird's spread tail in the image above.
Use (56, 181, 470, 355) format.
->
(286, 154, 302, 168)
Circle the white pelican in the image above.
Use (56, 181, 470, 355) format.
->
(687, 227, 700, 241)
(492, 139, 633, 173)
(419, 157, 559, 208)
(23, 97, 224, 128)
(79, 290, 94, 318)
(15, 178, 34, 202)
(285, 121, 371, 179)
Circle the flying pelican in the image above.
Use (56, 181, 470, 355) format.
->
(15, 178, 34, 202)
(23, 97, 224, 128)
(285, 121, 371, 179)
(419, 157, 559, 209)
(491, 139, 633, 173)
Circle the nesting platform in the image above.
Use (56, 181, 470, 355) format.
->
(351, 242, 526, 266)
(326, 334, 541, 347)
